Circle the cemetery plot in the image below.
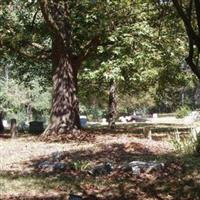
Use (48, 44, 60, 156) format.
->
(86, 123, 198, 141)
(0, 129, 200, 200)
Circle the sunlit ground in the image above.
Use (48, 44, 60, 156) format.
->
(0, 129, 200, 200)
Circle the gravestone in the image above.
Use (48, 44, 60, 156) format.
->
(184, 111, 200, 124)
(153, 113, 158, 118)
(2, 120, 9, 128)
(101, 118, 107, 125)
(125, 160, 164, 175)
(69, 194, 82, 200)
(37, 160, 66, 172)
(80, 115, 87, 128)
(11, 118, 17, 138)
(51, 151, 66, 161)
(88, 162, 113, 176)
(29, 121, 44, 134)
(119, 116, 127, 123)
(18, 121, 29, 132)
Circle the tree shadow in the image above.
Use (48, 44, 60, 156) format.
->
(27, 142, 200, 200)
(29, 142, 156, 168)
(1, 140, 200, 200)
(0, 134, 11, 139)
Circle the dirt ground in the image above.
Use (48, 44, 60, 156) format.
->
(1, 133, 200, 200)
(0, 134, 172, 172)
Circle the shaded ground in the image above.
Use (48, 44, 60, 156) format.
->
(0, 132, 200, 199)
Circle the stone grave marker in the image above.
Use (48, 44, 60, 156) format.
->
(29, 121, 44, 134)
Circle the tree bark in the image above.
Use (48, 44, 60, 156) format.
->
(39, 1, 100, 135)
(172, 0, 200, 79)
(27, 103, 33, 122)
(11, 119, 17, 138)
(108, 79, 117, 129)
(44, 36, 81, 135)
(0, 112, 4, 134)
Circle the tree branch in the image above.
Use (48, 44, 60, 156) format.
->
(31, 10, 39, 30)
(27, 42, 50, 51)
(172, 0, 200, 49)
(186, 0, 193, 21)
(39, 0, 72, 53)
(172, 0, 200, 79)
(78, 36, 101, 63)
(194, 0, 200, 37)
(7, 44, 51, 61)
(185, 33, 200, 79)
(39, 0, 68, 44)
(39, 0, 60, 33)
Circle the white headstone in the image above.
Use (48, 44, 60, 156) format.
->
(119, 116, 127, 123)
(2, 120, 9, 128)
(153, 113, 158, 118)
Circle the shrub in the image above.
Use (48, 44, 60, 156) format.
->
(172, 135, 196, 154)
(80, 105, 106, 121)
(171, 129, 200, 155)
(176, 105, 191, 118)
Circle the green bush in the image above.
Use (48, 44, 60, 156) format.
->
(171, 129, 200, 155)
(80, 104, 106, 121)
(176, 105, 191, 118)
(171, 135, 197, 154)
(0, 78, 51, 123)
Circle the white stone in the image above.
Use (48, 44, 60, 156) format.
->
(102, 118, 107, 123)
(126, 161, 164, 174)
(153, 113, 158, 118)
(125, 116, 132, 121)
(119, 116, 127, 123)
(2, 120, 9, 128)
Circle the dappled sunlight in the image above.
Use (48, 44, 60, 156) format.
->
(0, 132, 185, 199)
(1, 0, 200, 199)
(1, 134, 200, 199)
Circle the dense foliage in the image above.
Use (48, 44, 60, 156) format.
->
(0, 0, 199, 124)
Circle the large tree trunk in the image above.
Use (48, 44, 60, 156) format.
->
(39, 1, 99, 135)
(44, 36, 81, 135)
(108, 79, 117, 129)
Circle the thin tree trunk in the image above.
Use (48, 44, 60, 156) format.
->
(0, 112, 4, 134)
(27, 104, 33, 122)
(11, 118, 17, 138)
(44, 36, 80, 135)
(172, 0, 200, 79)
(108, 79, 117, 129)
